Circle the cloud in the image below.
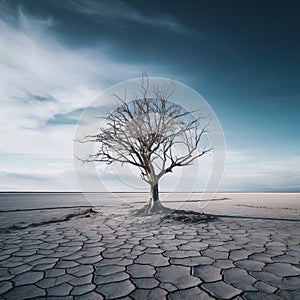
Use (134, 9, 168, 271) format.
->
(0, 7, 133, 110)
(221, 150, 300, 191)
(0, 2, 298, 192)
(67, 0, 196, 36)
(0, 152, 78, 191)
(0, 2, 160, 190)
(0, 3, 144, 158)
(0, 169, 78, 191)
(47, 108, 85, 126)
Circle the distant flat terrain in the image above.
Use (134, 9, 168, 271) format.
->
(0, 193, 299, 230)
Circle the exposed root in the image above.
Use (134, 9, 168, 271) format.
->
(131, 201, 173, 216)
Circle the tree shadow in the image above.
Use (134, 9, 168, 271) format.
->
(161, 209, 217, 223)
(211, 214, 299, 222)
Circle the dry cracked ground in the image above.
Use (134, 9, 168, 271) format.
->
(0, 210, 299, 300)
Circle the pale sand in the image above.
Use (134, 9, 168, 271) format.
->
(97, 192, 300, 220)
(1, 193, 299, 230)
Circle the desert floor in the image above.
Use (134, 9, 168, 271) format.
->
(0, 193, 299, 299)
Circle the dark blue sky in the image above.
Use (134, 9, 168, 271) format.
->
(1, 0, 299, 191)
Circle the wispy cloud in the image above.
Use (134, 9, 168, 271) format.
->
(5, 148, 300, 192)
(0, 151, 77, 191)
(0, 3, 144, 157)
(46, 108, 85, 126)
(222, 150, 300, 191)
(0, 170, 52, 181)
(0, 2, 165, 190)
(68, 0, 196, 36)
(1, 2, 298, 192)
(0, 168, 78, 191)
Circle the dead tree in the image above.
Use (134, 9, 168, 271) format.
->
(79, 75, 211, 215)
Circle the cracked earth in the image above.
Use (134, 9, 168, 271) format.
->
(0, 208, 299, 300)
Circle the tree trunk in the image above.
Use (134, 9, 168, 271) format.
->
(143, 182, 163, 213)
(132, 182, 172, 216)
(133, 182, 167, 215)
(150, 183, 159, 202)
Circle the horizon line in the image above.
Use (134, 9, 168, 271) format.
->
(0, 191, 299, 194)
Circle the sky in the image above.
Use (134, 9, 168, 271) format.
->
(0, 0, 299, 192)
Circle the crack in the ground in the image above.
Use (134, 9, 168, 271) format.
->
(0, 209, 97, 233)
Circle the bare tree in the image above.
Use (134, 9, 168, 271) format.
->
(79, 75, 211, 215)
